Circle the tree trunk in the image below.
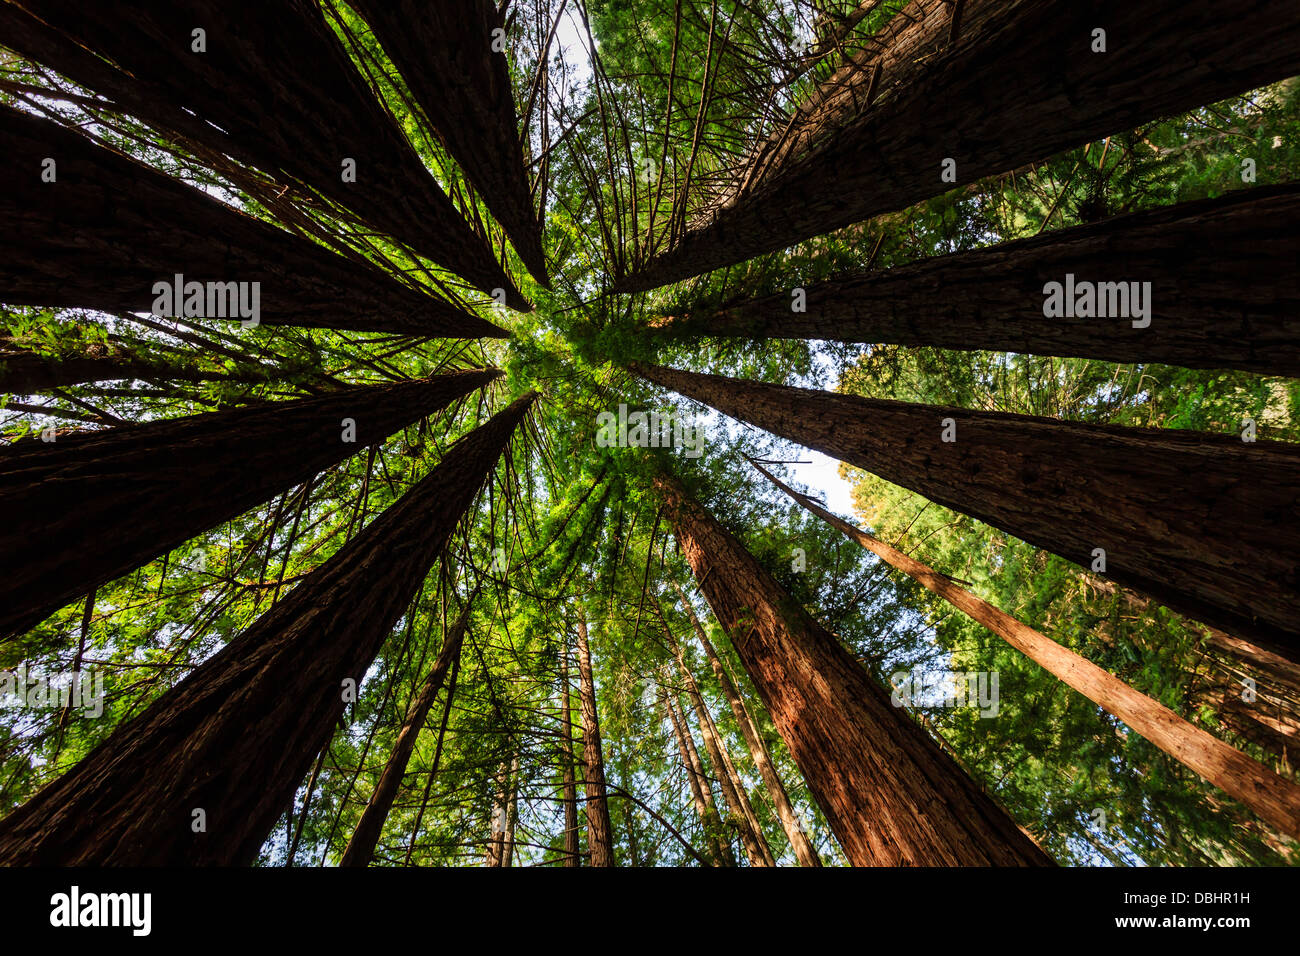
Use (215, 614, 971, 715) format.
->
(0, 369, 500, 640)
(574, 614, 615, 866)
(616, 0, 1300, 291)
(0, 345, 253, 397)
(631, 362, 1300, 662)
(753, 460, 1300, 841)
(661, 612, 774, 866)
(661, 685, 733, 866)
(672, 583, 823, 866)
(0, 394, 535, 865)
(0, 105, 506, 338)
(659, 184, 1300, 377)
(559, 649, 582, 867)
(349, 0, 548, 287)
(340, 601, 474, 867)
(656, 474, 1053, 865)
(0, 0, 526, 308)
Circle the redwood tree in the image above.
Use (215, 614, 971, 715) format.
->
(631, 362, 1300, 662)
(0, 369, 500, 640)
(656, 474, 1052, 865)
(0, 0, 527, 307)
(574, 614, 615, 866)
(752, 460, 1300, 841)
(617, 0, 1300, 292)
(0, 393, 535, 865)
(349, 0, 548, 287)
(656, 184, 1300, 377)
(0, 106, 505, 339)
(340, 600, 475, 867)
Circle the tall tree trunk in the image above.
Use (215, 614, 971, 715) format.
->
(631, 362, 1300, 662)
(0, 394, 535, 865)
(349, 0, 548, 287)
(616, 0, 1300, 291)
(0, 369, 500, 640)
(753, 460, 1300, 841)
(559, 649, 582, 867)
(672, 583, 823, 866)
(661, 685, 733, 866)
(0, 105, 505, 338)
(661, 612, 774, 866)
(340, 600, 474, 867)
(0, 345, 257, 397)
(658, 184, 1300, 377)
(0, 0, 527, 308)
(486, 755, 520, 868)
(574, 614, 615, 866)
(656, 474, 1053, 865)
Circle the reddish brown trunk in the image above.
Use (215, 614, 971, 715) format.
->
(574, 614, 615, 866)
(631, 362, 1300, 663)
(349, 0, 548, 287)
(672, 583, 823, 866)
(754, 461, 1300, 840)
(0, 1, 526, 307)
(0, 106, 505, 338)
(339, 601, 473, 867)
(0, 394, 535, 865)
(657, 475, 1052, 865)
(617, 0, 1300, 291)
(0, 370, 499, 640)
(661, 185, 1300, 378)
(661, 685, 733, 866)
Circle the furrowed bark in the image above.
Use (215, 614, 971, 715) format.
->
(340, 601, 474, 867)
(658, 184, 1300, 377)
(752, 460, 1300, 841)
(672, 583, 823, 866)
(0, 106, 506, 338)
(656, 474, 1052, 865)
(616, 0, 1300, 292)
(349, 0, 548, 287)
(575, 614, 615, 866)
(631, 362, 1300, 661)
(0, 0, 527, 308)
(0, 369, 500, 640)
(0, 393, 536, 865)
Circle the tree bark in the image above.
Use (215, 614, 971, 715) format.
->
(659, 184, 1300, 377)
(661, 685, 733, 866)
(340, 600, 474, 867)
(616, 0, 1300, 292)
(753, 460, 1300, 841)
(0, 345, 252, 397)
(0, 105, 505, 338)
(631, 362, 1300, 662)
(574, 614, 615, 866)
(672, 583, 823, 866)
(656, 474, 1052, 865)
(349, 0, 548, 287)
(661, 610, 774, 865)
(0, 369, 500, 640)
(559, 649, 582, 867)
(0, 0, 527, 308)
(0, 394, 535, 865)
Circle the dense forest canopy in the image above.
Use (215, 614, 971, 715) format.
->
(0, 0, 1297, 867)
